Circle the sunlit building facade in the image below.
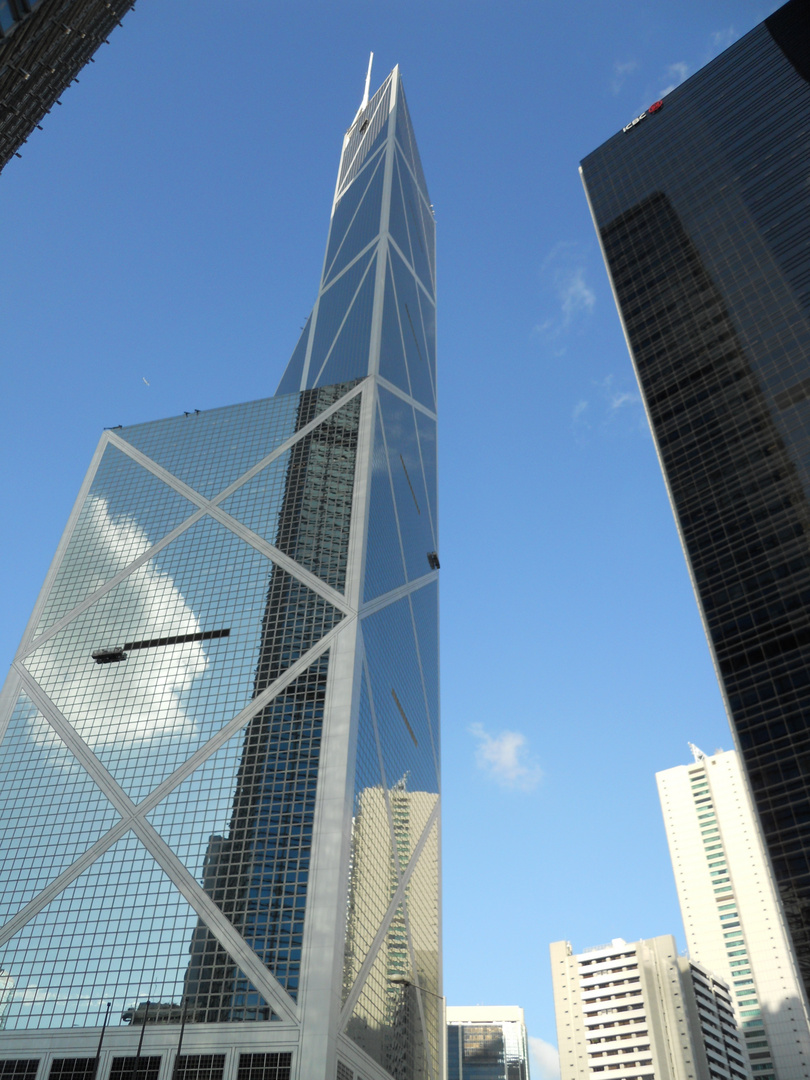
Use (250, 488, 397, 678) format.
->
(550, 936, 749, 1080)
(657, 747, 810, 1079)
(0, 65, 439, 1080)
(580, 0, 810, 1006)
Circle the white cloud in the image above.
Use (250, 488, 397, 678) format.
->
(530, 1037, 561, 1080)
(560, 268, 596, 324)
(709, 27, 737, 56)
(534, 244, 596, 345)
(469, 724, 542, 792)
(26, 496, 207, 752)
(660, 61, 689, 97)
(611, 59, 638, 95)
(572, 399, 589, 422)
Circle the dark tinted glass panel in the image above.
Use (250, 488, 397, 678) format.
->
(174, 1057, 225, 1080)
(581, 0, 810, 997)
(236, 1055, 292, 1080)
(109, 1058, 161, 1080)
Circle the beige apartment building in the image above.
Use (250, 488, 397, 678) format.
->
(550, 936, 749, 1080)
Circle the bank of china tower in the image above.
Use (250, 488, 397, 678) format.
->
(0, 67, 440, 1080)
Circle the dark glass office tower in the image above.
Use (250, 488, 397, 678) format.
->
(580, 0, 810, 1027)
(0, 66, 439, 1080)
(0, 0, 135, 172)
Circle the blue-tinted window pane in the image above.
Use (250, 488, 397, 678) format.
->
(0, 693, 120, 924)
(379, 388, 436, 583)
(149, 654, 329, 1003)
(361, 594, 438, 796)
(363, 402, 406, 603)
(23, 515, 342, 801)
(378, 255, 411, 396)
(388, 247, 435, 411)
(306, 251, 374, 388)
(0, 832, 275, 1029)
(395, 151, 434, 295)
(312, 259, 376, 389)
(118, 395, 303, 500)
(35, 444, 198, 636)
(324, 149, 385, 286)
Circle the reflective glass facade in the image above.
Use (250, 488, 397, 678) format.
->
(0, 66, 438, 1080)
(581, 0, 810, 1008)
(446, 1010, 530, 1080)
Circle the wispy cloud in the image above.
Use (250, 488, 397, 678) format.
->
(660, 60, 689, 97)
(611, 60, 638, 95)
(530, 1037, 561, 1080)
(469, 724, 542, 792)
(709, 26, 737, 57)
(534, 243, 596, 349)
(572, 374, 645, 439)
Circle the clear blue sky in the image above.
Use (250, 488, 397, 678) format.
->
(0, 1, 783, 1075)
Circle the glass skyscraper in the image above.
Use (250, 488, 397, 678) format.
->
(446, 1008, 530, 1080)
(0, 65, 439, 1080)
(580, 0, 810, 1011)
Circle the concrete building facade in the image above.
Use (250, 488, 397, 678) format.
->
(550, 936, 749, 1080)
(658, 747, 810, 1079)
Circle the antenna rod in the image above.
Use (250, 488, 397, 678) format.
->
(361, 52, 373, 111)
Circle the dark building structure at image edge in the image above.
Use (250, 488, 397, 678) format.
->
(0, 0, 135, 171)
(580, 0, 810, 1028)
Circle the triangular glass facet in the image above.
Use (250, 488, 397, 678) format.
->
(343, 669, 399, 1003)
(379, 389, 436, 584)
(270, 392, 362, 593)
(394, 151, 433, 297)
(361, 596, 437, 797)
(307, 252, 373, 386)
(149, 653, 330, 1002)
(0, 692, 120, 925)
(23, 515, 342, 802)
(409, 581, 440, 780)
(388, 247, 435, 412)
(395, 85, 430, 206)
(379, 255, 411, 396)
(414, 410, 438, 545)
(312, 256, 378, 389)
(363, 402, 406, 604)
(117, 394, 305, 500)
(34, 445, 198, 637)
(276, 313, 313, 396)
(325, 149, 386, 287)
(0, 830, 276, 1029)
